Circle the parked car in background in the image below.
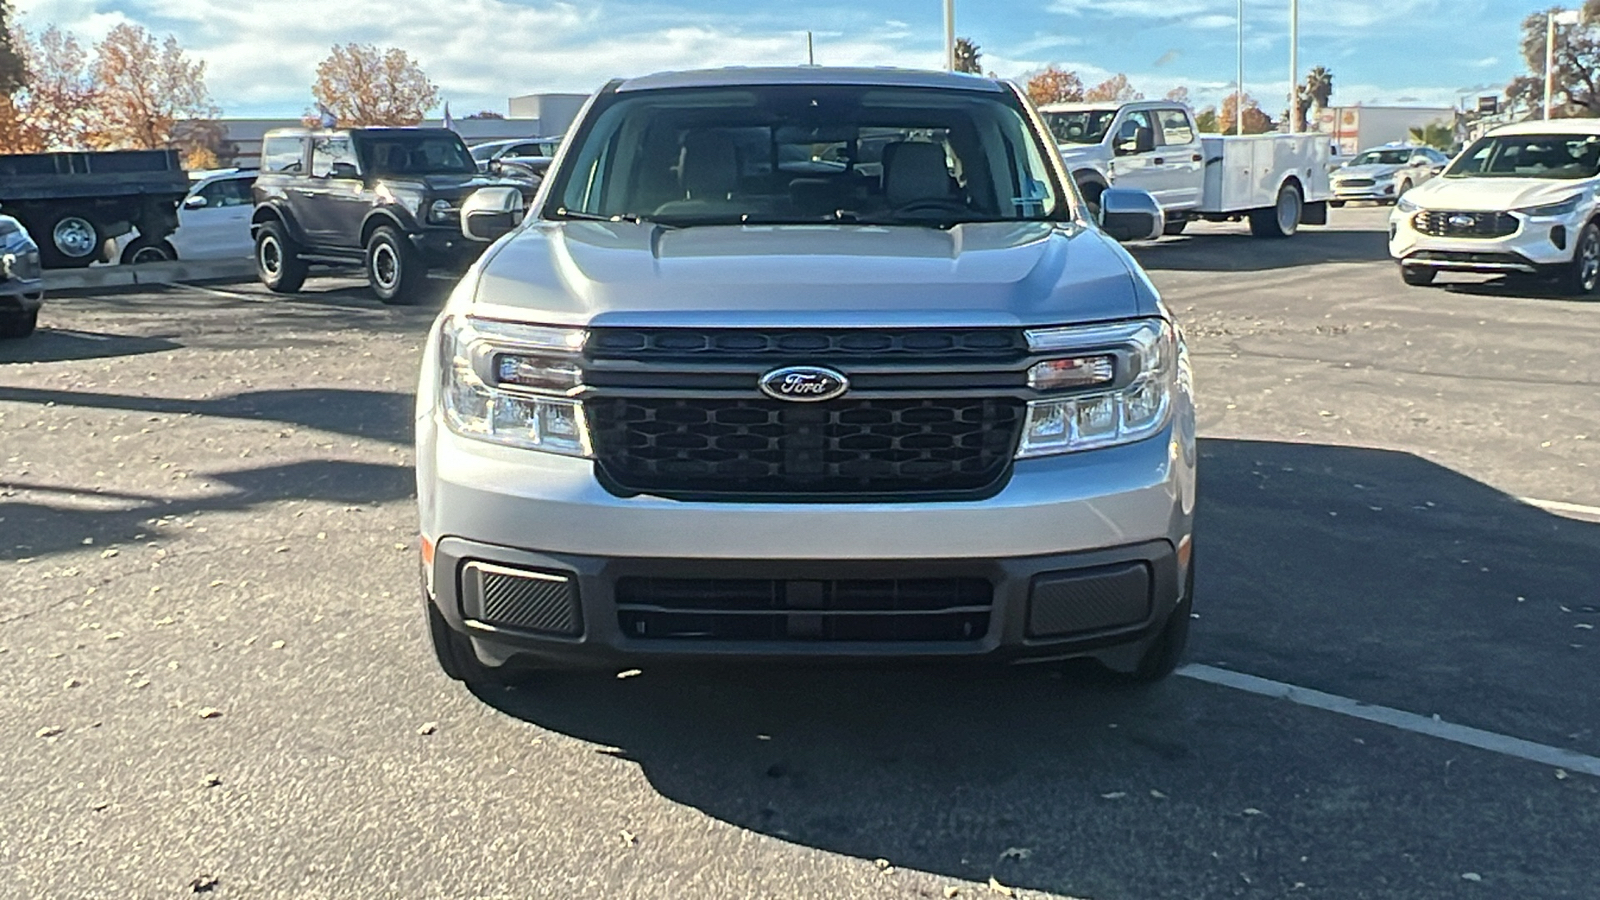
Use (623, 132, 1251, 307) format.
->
(251, 127, 535, 304)
(1389, 120, 1600, 294)
(1038, 99, 1331, 237)
(118, 170, 257, 264)
(494, 155, 554, 184)
(1331, 143, 1449, 206)
(418, 67, 1195, 688)
(468, 136, 564, 165)
(0, 213, 45, 338)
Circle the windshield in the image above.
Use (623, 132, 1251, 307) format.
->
(469, 143, 504, 163)
(1040, 110, 1117, 145)
(360, 134, 476, 176)
(545, 84, 1067, 227)
(1351, 149, 1412, 166)
(1446, 133, 1600, 180)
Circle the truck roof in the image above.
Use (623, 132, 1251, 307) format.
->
(614, 66, 1005, 93)
(1488, 119, 1600, 137)
(261, 126, 462, 139)
(1035, 99, 1179, 114)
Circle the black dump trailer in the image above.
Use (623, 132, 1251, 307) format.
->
(0, 149, 189, 268)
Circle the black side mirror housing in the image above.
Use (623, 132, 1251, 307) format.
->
(461, 187, 526, 242)
(329, 162, 360, 180)
(1098, 188, 1164, 242)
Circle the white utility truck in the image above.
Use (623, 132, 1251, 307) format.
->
(1038, 99, 1332, 238)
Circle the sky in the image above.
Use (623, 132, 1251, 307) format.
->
(10, 0, 1535, 119)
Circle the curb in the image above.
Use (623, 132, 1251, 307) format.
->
(44, 259, 257, 295)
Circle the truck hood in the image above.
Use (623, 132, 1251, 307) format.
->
(468, 220, 1153, 328)
(1407, 176, 1593, 212)
(383, 173, 526, 197)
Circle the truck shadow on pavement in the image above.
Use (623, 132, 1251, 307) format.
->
(0, 329, 182, 365)
(474, 438, 1599, 899)
(0, 385, 414, 445)
(0, 459, 414, 561)
(1129, 229, 1390, 272)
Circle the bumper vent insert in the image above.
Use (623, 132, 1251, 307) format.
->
(1027, 562, 1152, 637)
(461, 561, 582, 636)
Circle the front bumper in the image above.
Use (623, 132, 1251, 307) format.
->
(410, 226, 484, 272)
(1389, 209, 1576, 272)
(1332, 181, 1398, 202)
(418, 411, 1197, 669)
(0, 250, 44, 310)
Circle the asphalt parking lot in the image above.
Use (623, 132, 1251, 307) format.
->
(2, 205, 1597, 899)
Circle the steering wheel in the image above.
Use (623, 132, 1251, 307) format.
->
(893, 197, 971, 216)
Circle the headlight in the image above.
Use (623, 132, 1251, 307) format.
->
(1396, 196, 1422, 214)
(1515, 194, 1583, 218)
(427, 199, 456, 224)
(438, 316, 592, 457)
(376, 183, 425, 218)
(1016, 318, 1175, 458)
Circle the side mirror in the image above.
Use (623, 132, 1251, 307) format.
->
(1430, 165, 1444, 175)
(1098, 188, 1164, 242)
(183, 194, 208, 210)
(1114, 126, 1155, 156)
(329, 162, 360, 180)
(461, 186, 525, 242)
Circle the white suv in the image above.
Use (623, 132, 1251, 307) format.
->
(1389, 120, 1600, 294)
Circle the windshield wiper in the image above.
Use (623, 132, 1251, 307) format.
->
(550, 208, 656, 225)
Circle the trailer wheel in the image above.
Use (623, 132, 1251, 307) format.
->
(40, 210, 103, 268)
(120, 238, 177, 265)
(1250, 183, 1302, 239)
(255, 220, 308, 293)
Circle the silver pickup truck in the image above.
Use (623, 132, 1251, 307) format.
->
(415, 68, 1197, 686)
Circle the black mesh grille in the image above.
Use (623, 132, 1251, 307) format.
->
(588, 397, 1024, 499)
(616, 577, 992, 642)
(464, 564, 582, 636)
(587, 327, 1025, 360)
(1412, 210, 1519, 238)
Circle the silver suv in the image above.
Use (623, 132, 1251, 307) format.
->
(416, 68, 1197, 685)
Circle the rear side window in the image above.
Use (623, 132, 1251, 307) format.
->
(311, 135, 358, 177)
(262, 136, 307, 174)
(1156, 109, 1195, 146)
(197, 177, 254, 207)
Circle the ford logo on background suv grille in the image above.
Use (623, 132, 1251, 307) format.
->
(1448, 214, 1478, 229)
(758, 365, 849, 402)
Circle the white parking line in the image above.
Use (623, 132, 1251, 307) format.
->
(1519, 496, 1600, 521)
(1178, 664, 1600, 778)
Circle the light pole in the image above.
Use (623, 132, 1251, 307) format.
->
(1546, 9, 1583, 120)
(1287, 0, 1298, 133)
(944, 0, 956, 72)
(1236, 0, 1244, 135)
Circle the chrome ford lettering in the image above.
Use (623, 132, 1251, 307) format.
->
(758, 366, 849, 403)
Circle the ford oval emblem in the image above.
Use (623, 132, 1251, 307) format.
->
(758, 365, 849, 402)
(1448, 213, 1477, 229)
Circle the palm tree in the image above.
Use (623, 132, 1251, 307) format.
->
(954, 37, 982, 75)
(1296, 66, 1334, 130)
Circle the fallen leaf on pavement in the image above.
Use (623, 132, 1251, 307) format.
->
(36, 726, 64, 738)
(1461, 872, 1483, 882)
(1100, 791, 1126, 799)
(190, 874, 219, 893)
(417, 722, 438, 736)
(196, 708, 222, 719)
(1000, 847, 1031, 860)
(617, 669, 642, 679)
(1243, 808, 1263, 816)
(620, 829, 637, 846)
(988, 876, 1015, 896)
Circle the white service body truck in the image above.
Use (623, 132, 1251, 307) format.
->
(1038, 100, 1332, 238)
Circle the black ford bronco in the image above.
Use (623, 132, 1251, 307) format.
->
(250, 127, 532, 304)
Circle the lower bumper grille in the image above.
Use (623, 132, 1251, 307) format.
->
(588, 397, 1024, 500)
(616, 576, 993, 642)
(1407, 250, 1536, 269)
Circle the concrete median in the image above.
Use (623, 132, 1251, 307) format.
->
(43, 257, 256, 294)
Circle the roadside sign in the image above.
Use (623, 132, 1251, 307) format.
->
(1477, 96, 1499, 114)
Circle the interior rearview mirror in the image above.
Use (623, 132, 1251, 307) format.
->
(461, 187, 526, 242)
(1098, 188, 1164, 242)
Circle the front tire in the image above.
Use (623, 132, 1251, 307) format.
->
(1558, 221, 1600, 296)
(365, 225, 426, 305)
(1249, 183, 1302, 238)
(121, 237, 177, 265)
(0, 307, 39, 339)
(425, 592, 501, 686)
(1400, 265, 1437, 286)
(1116, 563, 1194, 684)
(255, 220, 308, 293)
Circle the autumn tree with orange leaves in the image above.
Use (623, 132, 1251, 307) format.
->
(92, 23, 218, 153)
(1085, 73, 1142, 103)
(1025, 66, 1085, 106)
(312, 44, 438, 127)
(1217, 92, 1276, 135)
(0, 25, 99, 153)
